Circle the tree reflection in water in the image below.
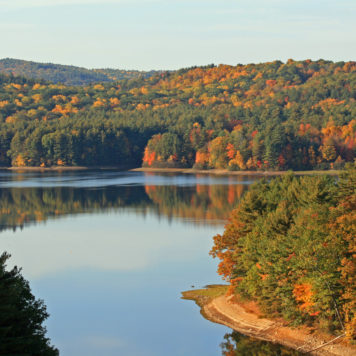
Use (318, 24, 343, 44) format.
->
(221, 331, 303, 356)
(0, 181, 250, 232)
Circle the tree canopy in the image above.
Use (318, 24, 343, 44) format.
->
(211, 163, 356, 340)
(0, 253, 58, 355)
(0, 59, 354, 170)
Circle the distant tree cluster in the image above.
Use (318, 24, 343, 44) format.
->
(0, 59, 355, 169)
(211, 164, 356, 340)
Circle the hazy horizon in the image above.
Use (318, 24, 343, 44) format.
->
(1, 0, 355, 71)
(2, 56, 353, 73)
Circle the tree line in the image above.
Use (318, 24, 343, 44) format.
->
(0, 59, 355, 170)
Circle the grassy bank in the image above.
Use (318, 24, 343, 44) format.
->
(182, 285, 229, 308)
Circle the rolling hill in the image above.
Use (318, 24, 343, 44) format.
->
(0, 58, 162, 85)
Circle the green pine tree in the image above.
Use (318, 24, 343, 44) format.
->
(0, 253, 59, 356)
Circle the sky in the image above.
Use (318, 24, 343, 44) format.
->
(0, 0, 355, 70)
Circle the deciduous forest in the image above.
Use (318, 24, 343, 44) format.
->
(0, 59, 355, 170)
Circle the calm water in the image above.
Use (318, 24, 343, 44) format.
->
(0, 170, 302, 356)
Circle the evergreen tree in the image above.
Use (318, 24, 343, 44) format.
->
(0, 253, 59, 356)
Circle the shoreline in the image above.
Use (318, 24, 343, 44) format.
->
(0, 166, 341, 176)
(0, 165, 133, 172)
(182, 286, 355, 356)
(131, 167, 341, 176)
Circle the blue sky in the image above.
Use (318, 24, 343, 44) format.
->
(0, 0, 355, 70)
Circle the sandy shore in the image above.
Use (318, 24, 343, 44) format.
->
(182, 287, 355, 356)
(202, 295, 354, 355)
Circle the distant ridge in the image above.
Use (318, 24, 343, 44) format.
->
(0, 58, 162, 85)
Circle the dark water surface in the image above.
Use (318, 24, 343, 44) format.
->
(0, 170, 302, 355)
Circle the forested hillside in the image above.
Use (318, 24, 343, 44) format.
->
(211, 164, 356, 340)
(0, 59, 355, 169)
(0, 58, 161, 85)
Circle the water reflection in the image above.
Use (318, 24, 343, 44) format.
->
(0, 172, 254, 232)
(0, 170, 256, 188)
(221, 331, 303, 355)
(2, 171, 298, 356)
